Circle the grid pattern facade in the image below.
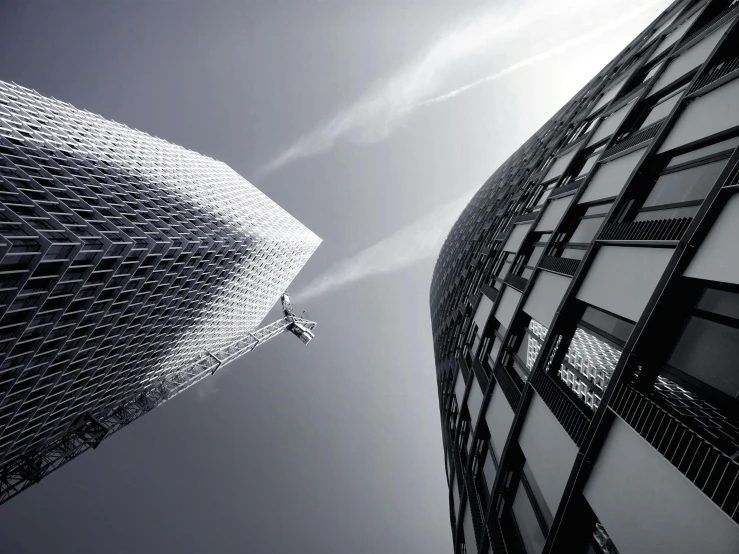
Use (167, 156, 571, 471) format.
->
(0, 81, 320, 500)
(430, 1, 739, 553)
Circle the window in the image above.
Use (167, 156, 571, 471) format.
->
(666, 285, 739, 399)
(639, 85, 686, 128)
(494, 252, 516, 281)
(557, 305, 634, 410)
(512, 235, 549, 279)
(634, 152, 730, 221)
(555, 201, 613, 255)
(576, 149, 602, 178)
(481, 316, 504, 372)
(512, 480, 547, 554)
(471, 422, 499, 503)
(505, 461, 552, 554)
(534, 182, 556, 208)
(502, 317, 548, 385)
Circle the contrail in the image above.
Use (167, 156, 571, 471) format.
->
(295, 190, 476, 301)
(255, 0, 616, 179)
(418, 0, 666, 108)
(255, 0, 667, 178)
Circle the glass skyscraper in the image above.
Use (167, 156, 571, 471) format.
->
(0, 81, 320, 503)
(430, 1, 739, 552)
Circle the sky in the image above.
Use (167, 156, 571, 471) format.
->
(0, 1, 670, 553)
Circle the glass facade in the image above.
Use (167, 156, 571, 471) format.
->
(430, 1, 739, 551)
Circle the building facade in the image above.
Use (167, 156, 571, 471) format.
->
(0, 81, 320, 502)
(430, 1, 739, 552)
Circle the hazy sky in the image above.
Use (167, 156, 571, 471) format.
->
(0, 1, 669, 553)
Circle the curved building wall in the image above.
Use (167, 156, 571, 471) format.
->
(429, 1, 739, 553)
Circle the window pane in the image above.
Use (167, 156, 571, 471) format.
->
(584, 202, 613, 216)
(569, 217, 604, 243)
(536, 187, 554, 207)
(527, 246, 545, 267)
(634, 205, 699, 221)
(668, 316, 739, 398)
(488, 338, 502, 368)
(512, 481, 547, 554)
(643, 159, 727, 208)
(578, 154, 600, 177)
(641, 91, 682, 127)
(517, 330, 543, 371)
(581, 306, 634, 343)
(668, 136, 739, 167)
(561, 248, 586, 260)
(483, 448, 497, 492)
(522, 462, 553, 526)
(697, 288, 739, 321)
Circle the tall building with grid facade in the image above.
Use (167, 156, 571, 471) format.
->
(0, 81, 321, 503)
(430, 1, 739, 553)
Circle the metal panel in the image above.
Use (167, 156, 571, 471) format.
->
(578, 148, 647, 203)
(467, 377, 484, 426)
(473, 293, 495, 331)
(535, 196, 573, 232)
(518, 392, 578, 516)
(685, 193, 739, 284)
(588, 101, 634, 145)
(494, 287, 522, 330)
(503, 223, 531, 253)
(485, 384, 515, 459)
(649, 22, 730, 95)
(576, 246, 672, 322)
(584, 417, 739, 554)
(543, 149, 577, 181)
(659, 77, 739, 152)
(523, 271, 571, 328)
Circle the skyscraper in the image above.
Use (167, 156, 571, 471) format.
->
(430, 1, 739, 552)
(0, 81, 321, 503)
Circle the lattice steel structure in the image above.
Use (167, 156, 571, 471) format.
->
(0, 81, 321, 504)
(430, 1, 739, 553)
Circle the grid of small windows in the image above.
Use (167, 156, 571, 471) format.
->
(0, 81, 320, 471)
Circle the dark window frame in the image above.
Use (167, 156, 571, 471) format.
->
(660, 280, 739, 415)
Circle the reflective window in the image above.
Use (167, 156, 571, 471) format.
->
(584, 202, 613, 216)
(642, 158, 727, 208)
(640, 86, 685, 128)
(581, 306, 634, 343)
(577, 153, 600, 177)
(669, 317, 739, 396)
(558, 306, 634, 410)
(561, 247, 586, 260)
(667, 136, 739, 167)
(634, 205, 699, 221)
(483, 448, 497, 491)
(569, 217, 604, 244)
(512, 479, 547, 554)
(697, 287, 739, 320)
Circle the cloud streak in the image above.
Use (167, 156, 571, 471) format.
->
(418, 0, 666, 108)
(256, 0, 667, 178)
(294, 190, 476, 301)
(255, 0, 589, 178)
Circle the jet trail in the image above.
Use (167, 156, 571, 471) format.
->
(295, 190, 476, 300)
(417, 0, 665, 109)
(255, 0, 668, 178)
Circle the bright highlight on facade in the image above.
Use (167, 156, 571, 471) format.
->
(0, 81, 320, 503)
(430, 1, 739, 552)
